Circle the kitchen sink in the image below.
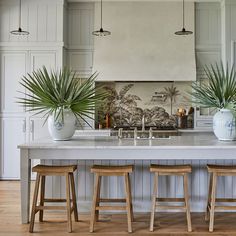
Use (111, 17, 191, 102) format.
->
(110, 129, 179, 140)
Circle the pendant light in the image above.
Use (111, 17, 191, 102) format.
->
(175, 0, 192, 36)
(92, 0, 111, 36)
(10, 0, 29, 35)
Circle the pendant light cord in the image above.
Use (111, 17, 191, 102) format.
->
(100, 0, 103, 29)
(19, 0, 22, 28)
(182, 0, 185, 29)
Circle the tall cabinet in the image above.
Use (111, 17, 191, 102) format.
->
(194, 3, 221, 129)
(0, 0, 65, 179)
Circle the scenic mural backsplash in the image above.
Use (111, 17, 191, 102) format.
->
(97, 82, 193, 129)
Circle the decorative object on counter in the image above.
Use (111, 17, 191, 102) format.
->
(175, 0, 193, 35)
(92, 0, 111, 36)
(191, 63, 236, 141)
(162, 84, 180, 114)
(187, 107, 194, 128)
(176, 108, 187, 129)
(10, 0, 29, 35)
(18, 66, 106, 141)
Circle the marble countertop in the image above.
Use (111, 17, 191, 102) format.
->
(18, 133, 236, 150)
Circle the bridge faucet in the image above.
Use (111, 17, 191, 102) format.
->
(142, 115, 145, 131)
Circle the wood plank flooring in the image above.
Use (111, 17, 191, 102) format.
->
(1, 181, 236, 236)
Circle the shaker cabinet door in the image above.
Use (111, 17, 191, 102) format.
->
(0, 117, 26, 179)
(0, 51, 27, 113)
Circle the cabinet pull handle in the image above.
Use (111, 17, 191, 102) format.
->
(22, 120, 26, 133)
(30, 120, 34, 133)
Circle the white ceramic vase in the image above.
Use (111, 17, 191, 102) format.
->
(48, 109, 76, 141)
(213, 108, 236, 141)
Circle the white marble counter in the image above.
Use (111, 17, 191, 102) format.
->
(18, 134, 236, 160)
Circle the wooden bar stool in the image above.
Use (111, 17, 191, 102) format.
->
(206, 164, 236, 232)
(89, 165, 134, 233)
(29, 165, 78, 233)
(149, 164, 192, 232)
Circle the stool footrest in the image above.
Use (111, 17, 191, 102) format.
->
(36, 205, 67, 211)
(215, 198, 236, 202)
(43, 198, 72, 203)
(100, 198, 126, 203)
(156, 205, 186, 210)
(215, 206, 236, 210)
(95, 205, 127, 211)
(157, 198, 185, 202)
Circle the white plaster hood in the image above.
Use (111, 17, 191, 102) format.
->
(93, 1, 196, 81)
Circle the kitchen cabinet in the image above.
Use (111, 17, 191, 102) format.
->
(0, 51, 27, 113)
(0, 49, 60, 179)
(67, 2, 94, 77)
(194, 3, 221, 129)
(0, 117, 26, 179)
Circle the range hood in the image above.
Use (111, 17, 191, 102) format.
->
(93, 1, 196, 81)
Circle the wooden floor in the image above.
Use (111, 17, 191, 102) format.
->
(1, 181, 236, 236)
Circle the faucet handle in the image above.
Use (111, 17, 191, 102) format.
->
(118, 128, 123, 139)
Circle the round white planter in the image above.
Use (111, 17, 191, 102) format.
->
(48, 110, 76, 141)
(213, 108, 236, 141)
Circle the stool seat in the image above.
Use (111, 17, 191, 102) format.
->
(206, 164, 236, 232)
(150, 164, 192, 232)
(91, 165, 133, 173)
(32, 164, 77, 174)
(207, 164, 236, 173)
(150, 164, 192, 173)
(90, 165, 134, 233)
(29, 165, 78, 233)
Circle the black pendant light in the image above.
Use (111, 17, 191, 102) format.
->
(175, 0, 193, 36)
(10, 0, 29, 35)
(92, 0, 111, 36)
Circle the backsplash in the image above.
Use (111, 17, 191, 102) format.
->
(96, 82, 193, 129)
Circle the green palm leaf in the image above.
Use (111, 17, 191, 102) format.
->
(17, 66, 107, 127)
(191, 63, 236, 112)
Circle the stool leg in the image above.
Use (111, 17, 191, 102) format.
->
(127, 173, 134, 222)
(205, 173, 213, 221)
(150, 172, 158, 232)
(183, 173, 192, 232)
(90, 174, 100, 233)
(69, 173, 78, 222)
(39, 175, 45, 222)
(66, 173, 72, 233)
(125, 173, 132, 233)
(95, 176, 101, 222)
(209, 173, 217, 232)
(29, 173, 41, 233)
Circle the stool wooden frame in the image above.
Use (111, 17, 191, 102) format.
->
(29, 165, 78, 233)
(89, 165, 134, 233)
(206, 164, 236, 232)
(149, 164, 192, 232)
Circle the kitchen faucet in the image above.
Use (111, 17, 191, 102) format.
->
(142, 115, 145, 131)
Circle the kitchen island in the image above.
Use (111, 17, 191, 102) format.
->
(18, 133, 236, 224)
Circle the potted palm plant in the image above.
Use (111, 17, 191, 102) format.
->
(191, 63, 236, 141)
(18, 66, 106, 141)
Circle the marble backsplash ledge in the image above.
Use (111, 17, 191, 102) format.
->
(96, 81, 193, 129)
